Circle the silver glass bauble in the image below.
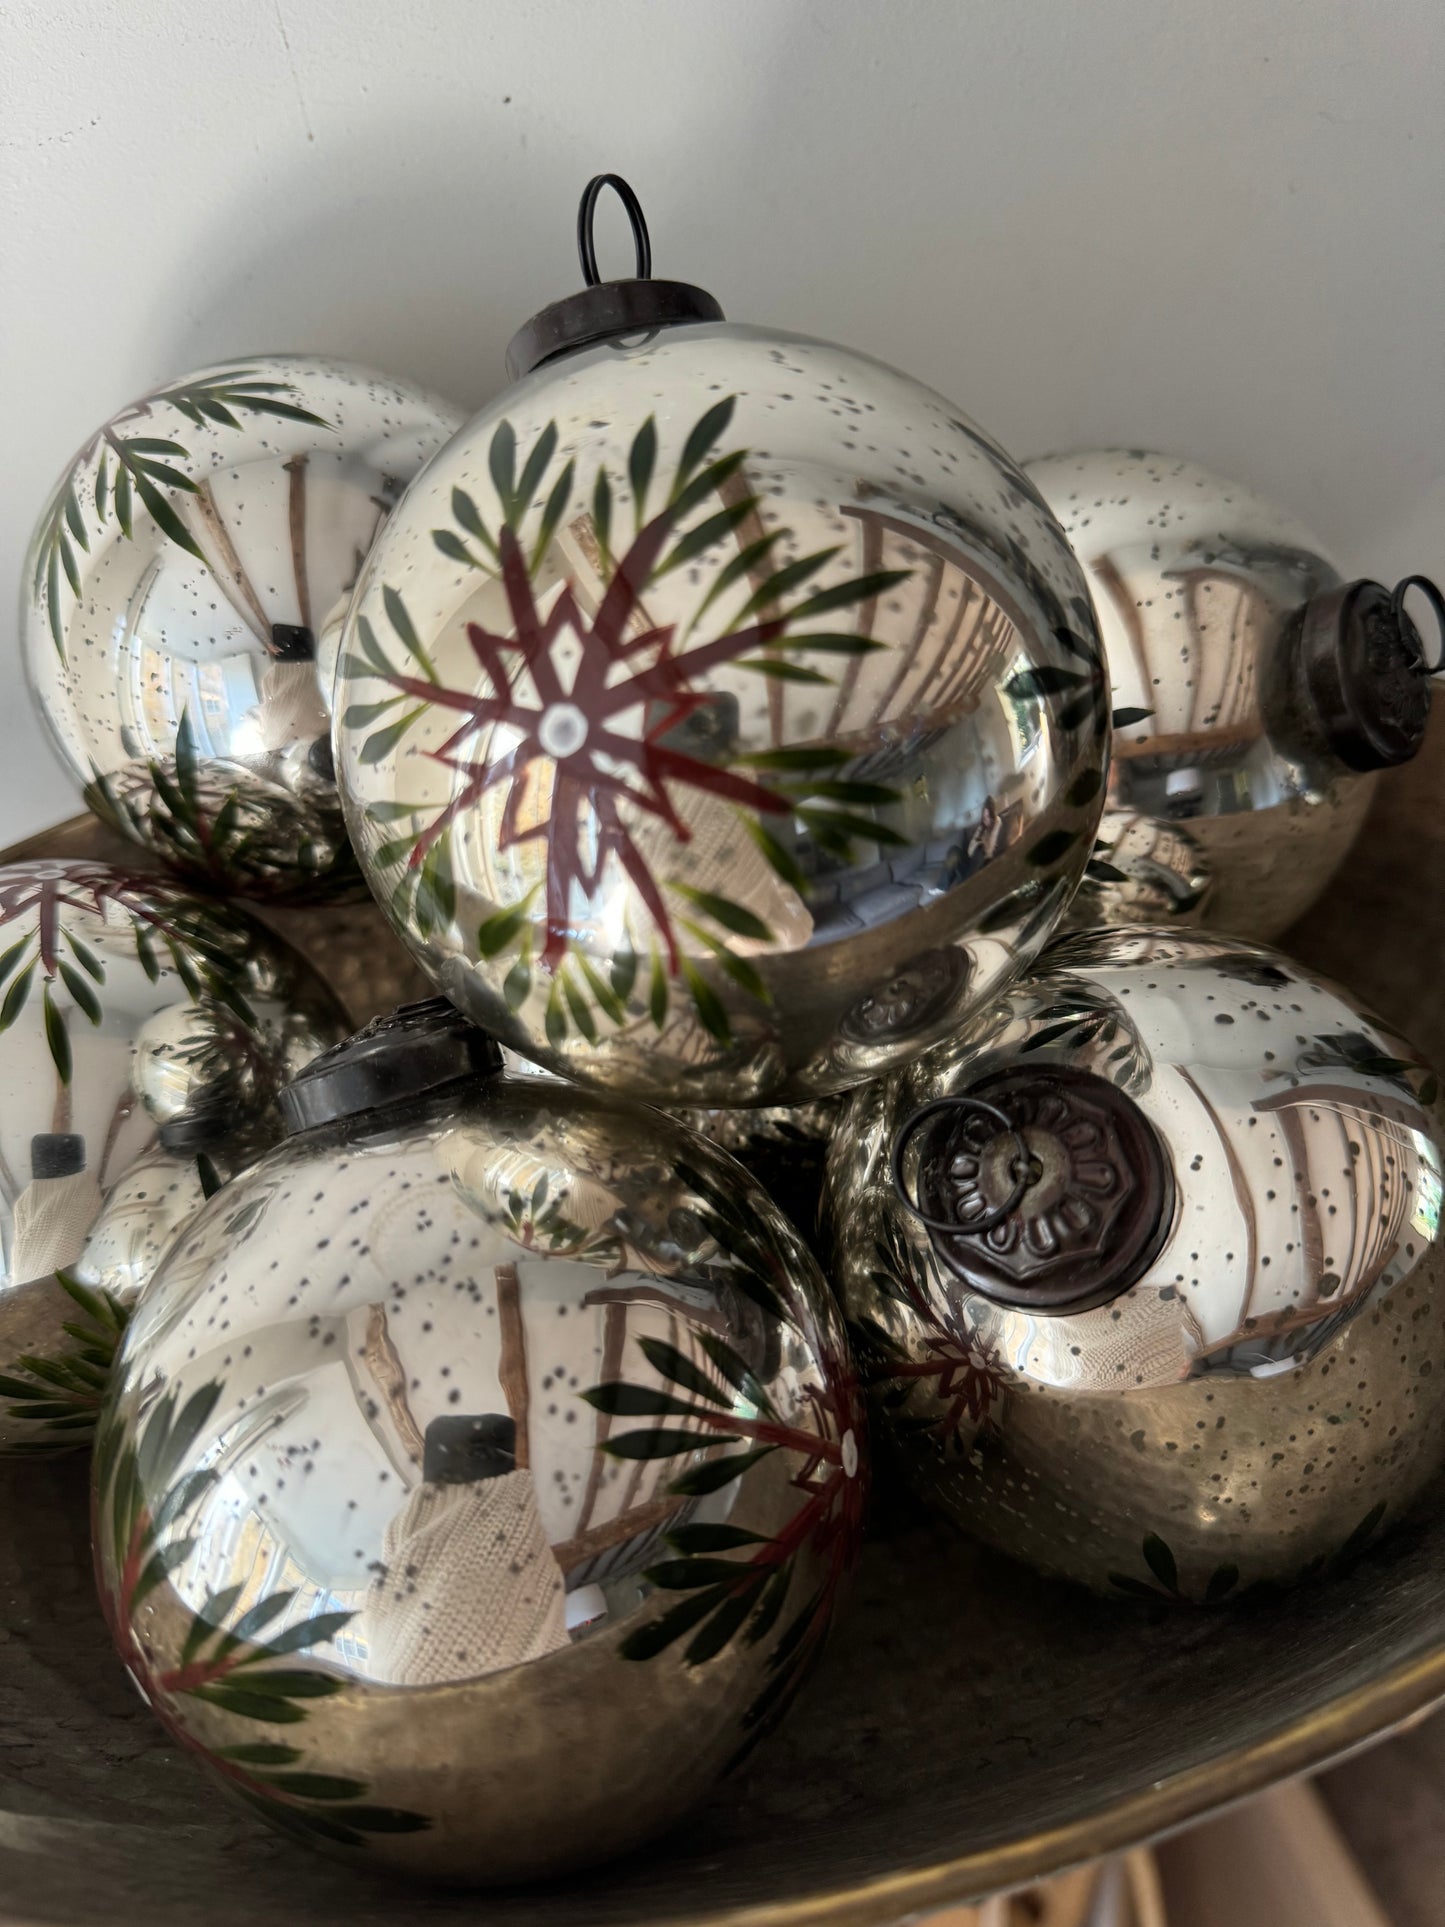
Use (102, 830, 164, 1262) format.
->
(23, 357, 462, 901)
(826, 926, 1445, 1598)
(94, 998, 864, 1884)
(0, 859, 347, 1449)
(1026, 449, 1442, 940)
(333, 179, 1108, 1106)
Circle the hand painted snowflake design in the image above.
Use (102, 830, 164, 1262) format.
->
(343, 399, 912, 1044)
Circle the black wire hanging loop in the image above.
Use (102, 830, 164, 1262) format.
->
(891, 1097, 1037, 1238)
(1394, 574, 1445, 677)
(577, 175, 652, 287)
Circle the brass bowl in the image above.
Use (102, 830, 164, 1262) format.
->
(4, 726, 1445, 1925)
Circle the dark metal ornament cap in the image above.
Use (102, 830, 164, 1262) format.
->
(505, 173, 724, 380)
(893, 1066, 1175, 1314)
(278, 997, 502, 1136)
(1291, 574, 1444, 773)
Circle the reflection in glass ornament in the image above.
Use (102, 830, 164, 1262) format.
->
(95, 1000, 864, 1883)
(23, 358, 463, 900)
(827, 926, 1445, 1599)
(334, 180, 1108, 1104)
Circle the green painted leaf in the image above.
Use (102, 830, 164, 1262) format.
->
(619, 1585, 730, 1660)
(432, 529, 479, 568)
(66, 933, 105, 982)
(93, 453, 110, 523)
(129, 457, 199, 495)
(577, 954, 625, 1026)
(785, 567, 910, 623)
(514, 421, 559, 517)
(503, 951, 532, 1012)
(683, 927, 770, 1004)
(131, 470, 205, 560)
(628, 416, 657, 524)
(560, 971, 599, 1044)
(530, 459, 575, 571)
(59, 533, 82, 595)
(671, 886, 772, 943)
(689, 529, 785, 627)
(544, 979, 567, 1050)
(737, 744, 847, 772)
(488, 421, 517, 510)
(610, 940, 637, 1004)
(62, 485, 89, 549)
(742, 817, 807, 894)
(697, 1332, 779, 1420)
(1203, 1564, 1239, 1605)
(342, 696, 404, 730)
(643, 1556, 757, 1591)
(657, 497, 757, 578)
(801, 779, 900, 805)
(382, 586, 435, 679)
(322, 1805, 430, 1835)
(682, 960, 731, 1045)
(353, 613, 393, 675)
(58, 962, 101, 1025)
(476, 894, 535, 959)
(684, 1578, 767, 1665)
(581, 1384, 713, 1420)
(42, 984, 71, 1083)
(733, 547, 841, 623)
(1112, 706, 1154, 729)
(451, 487, 498, 558)
(797, 805, 907, 850)
(113, 462, 133, 538)
(603, 1427, 737, 1462)
(648, 948, 668, 1030)
(669, 449, 748, 523)
(360, 707, 424, 765)
(666, 1443, 774, 1496)
(637, 1335, 732, 1407)
(743, 1564, 793, 1648)
(591, 466, 613, 560)
(672, 395, 736, 495)
(1058, 692, 1100, 731)
(258, 1772, 369, 1803)
(0, 937, 32, 989)
(189, 1686, 309, 1724)
(1142, 1532, 1179, 1594)
(666, 1523, 766, 1553)
(242, 1610, 355, 1660)
(1108, 1573, 1163, 1599)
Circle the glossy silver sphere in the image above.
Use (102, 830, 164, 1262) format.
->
(335, 324, 1108, 1105)
(0, 860, 347, 1449)
(827, 927, 1445, 1598)
(94, 1002, 864, 1884)
(1027, 449, 1415, 940)
(24, 357, 462, 901)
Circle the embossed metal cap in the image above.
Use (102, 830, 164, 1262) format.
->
(505, 174, 724, 380)
(1289, 574, 1444, 772)
(892, 1066, 1175, 1313)
(278, 997, 502, 1135)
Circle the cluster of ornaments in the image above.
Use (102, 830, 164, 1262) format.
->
(16, 174, 1445, 1884)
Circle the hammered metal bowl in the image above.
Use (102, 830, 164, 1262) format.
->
(2, 716, 1445, 1923)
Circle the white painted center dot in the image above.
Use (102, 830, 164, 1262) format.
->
(841, 1428, 859, 1479)
(538, 702, 588, 758)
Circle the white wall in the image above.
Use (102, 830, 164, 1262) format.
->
(3, 0, 1442, 843)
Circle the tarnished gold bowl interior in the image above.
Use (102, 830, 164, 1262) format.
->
(3, 716, 1444, 1926)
